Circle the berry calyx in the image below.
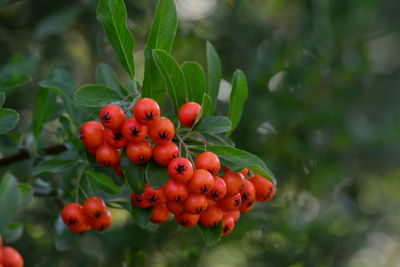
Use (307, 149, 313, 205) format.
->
(148, 117, 175, 144)
(195, 152, 220, 176)
(121, 117, 148, 143)
(167, 157, 194, 183)
(178, 102, 201, 127)
(152, 142, 179, 166)
(100, 104, 125, 130)
(126, 140, 152, 164)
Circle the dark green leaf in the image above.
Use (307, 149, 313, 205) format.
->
(131, 203, 152, 229)
(197, 116, 232, 134)
(74, 84, 123, 107)
(33, 159, 76, 176)
(203, 132, 235, 147)
(97, 0, 135, 79)
(0, 74, 31, 92)
(192, 93, 211, 129)
(142, 0, 177, 105)
(152, 49, 187, 113)
(3, 223, 23, 242)
(146, 160, 169, 188)
(0, 54, 38, 77)
(0, 0, 12, 9)
(191, 145, 276, 184)
(0, 92, 5, 107)
(17, 184, 33, 208)
(0, 108, 19, 135)
(198, 221, 223, 246)
(0, 173, 19, 234)
(54, 216, 76, 251)
(120, 154, 146, 193)
(35, 7, 81, 39)
(227, 70, 248, 136)
(39, 68, 75, 98)
(86, 170, 120, 195)
(206, 42, 222, 113)
(96, 63, 128, 96)
(182, 61, 206, 104)
(33, 88, 56, 137)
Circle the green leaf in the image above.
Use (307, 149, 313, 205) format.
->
(0, 108, 19, 135)
(0, 54, 38, 77)
(0, 173, 19, 234)
(39, 68, 75, 98)
(152, 49, 187, 113)
(0, 74, 32, 92)
(33, 159, 76, 176)
(74, 84, 123, 107)
(198, 222, 223, 246)
(182, 61, 206, 104)
(131, 204, 152, 229)
(96, 63, 128, 96)
(203, 132, 235, 146)
(33, 88, 57, 137)
(197, 116, 232, 134)
(227, 70, 248, 136)
(142, 0, 178, 105)
(3, 223, 23, 242)
(17, 184, 33, 208)
(146, 160, 169, 188)
(120, 154, 146, 193)
(206, 42, 222, 113)
(0, 0, 12, 9)
(191, 145, 276, 184)
(0, 92, 5, 107)
(97, 0, 135, 79)
(86, 171, 120, 195)
(192, 93, 211, 129)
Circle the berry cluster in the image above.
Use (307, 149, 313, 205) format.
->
(0, 238, 23, 267)
(61, 197, 112, 234)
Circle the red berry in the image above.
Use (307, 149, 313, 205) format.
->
(222, 171, 244, 196)
(178, 102, 201, 127)
(167, 157, 194, 183)
(90, 209, 112, 231)
(104, 128, 127, 148)
(152, 142, 180, 166)
(83, 196, 107, 219)
(164, 180, 189, 203)
(126, 140, 152, 164)
(206, 176, 227, 201)
(240, 168, 249, 177)
(241, 179, 256, 203)
(240, 200, 255, 213)
(195, 152, 220, 175)
(121, 117, 148, 143)
(175, 213, 199, 227)
(61, 203, 91, 233)
(133, 98, 160, 125)
(223, 210, 240, 223)
(114, 164, 124, 177)
(148, 117, 175, 144)
(183, 194, 208, 214)
(188, 169, 214, 194)
(100, 104, 125, 129)
(151, 204, 170, 224)
(199, 205, 223, 227)
(1, 247, 23, 267)
(250, 174, 276, 202)
(166, 201, 185, 215)
(222, 215, 235, 236)
(219, 193, 242, 210)
(80, 121, 104, 148)
(131, 192, 152, 208)
(144, 184, 167, 205)
(96, 143, 120, 167)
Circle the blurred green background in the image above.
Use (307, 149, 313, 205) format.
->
(1, 0, 400, 266)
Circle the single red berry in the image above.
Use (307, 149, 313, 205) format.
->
(183, 194, 208, 214)
(206, 176, 227, 201)
(195, 152, 220, 175)
(152, 142, 180, 166)
(223, 210, 240, 223)
(222, 215, 235, 236)
(222, 171, 245, 196)
(240, 168, 249, 177)
(114, 164, 124, 177)
(219, 193, 242, 211)
(164, 179, 189, 203)
(188, 169, 214, 194)
(126, 140, 152, 164)
(90, 209, 112, 231)
(1, 247, 23, 267)
(166, 201, 185, 215)
(131, 192, 152, 208)
(144, 184, 167, 205)
(133, 98, 160, 125)
(83, 196, 107, 219)
(199, 205, 223, 227)
(148, 116, 175, 145)
(104, 128, 127, 149)
(61, 203, 91, 233)
(240, 200, 255, 213)
(150, 204, 170, 224)
(80, 121, 104, 148)
(167, 157, 194, 183)
(241, 179, 256, 203)
(100, 104, 125, 129)
(250, 174, 276, 202)
(96, 143, 120, 167)
(175, 213, 199, 227)
(178, 102, 201, 127)
(121, 117, 148, 143)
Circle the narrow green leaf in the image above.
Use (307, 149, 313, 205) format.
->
(197, 116, 232, 134)
(203, 132, 235, 147)
(33, 87, 57, 137)
(142, 0, 178, 105)
(120, 154, 146, 193)
(0, 92, 5, 107)
(227, 70, 248, 136)
(97, 0, 135, 79)
(192, 93, 211, 129)
(206, 42, 222, 113)
(0, 108, 19, 135)
(198, 222, 223, 246)
(0, 54, 38, 77)
(33, 159, 76, 176)
(0, 173, 19, 234)
(86, 171, 120, 195)
(0, 74, 32, 91)
(152, 49, 187, 112)
(146, 160, 169, 188)
(17, 184, 33, 208)
(131, 204, 152, 229)
(182, 61, 206, 104)
(191, 145, 276, 184)
(74, 84, 123, 107)
(39, 68, 75, 98)
(96, 63, 129, 96)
